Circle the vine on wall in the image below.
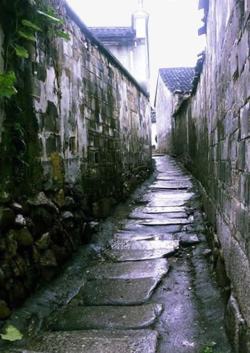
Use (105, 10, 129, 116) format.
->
(0, 0, 69, 98)
(0, 0, 69, 196)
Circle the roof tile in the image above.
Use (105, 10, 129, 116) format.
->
(159, 67, 195, 93)
(89, 27, 136, 40)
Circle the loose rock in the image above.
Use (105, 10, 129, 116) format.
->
(0, 300, 11, 319)
(0, 207, 15, 230)
(36, 232, 51, 250)
(14, 228, 33, 247)
(15, 214, 27, 227)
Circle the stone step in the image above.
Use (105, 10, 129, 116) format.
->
(148, 199, 187, 207)
(103, 248, 173, 262)
(140, 218, 192, 226)
(129, 210, 188, 219)
(113, 231, 175, 242)
(47, 303, 163, 331)
(156, 176, 191, 182)
(26, 330, 158, 353)
(76, 277, 161, 305)
(85, 258, 169, 280)
(109, 239, 179, 253)
(149, 191, 194, 200)
(114, 233, 159, 241)
(139, 206, 187, 213)
(150, 182, 191, 190)
(123, 219, 184, 233)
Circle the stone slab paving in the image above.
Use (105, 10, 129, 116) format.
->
(47, 303, 163, 331)
(85, 259, 169, 280)
(140, 218, 192, 226)
(109, 239, 179, 253)
(148, 191, 194, 201)
(149, 181, 192, 190)
(27, 330, 158, 353)
(156, 176, 191, 181)
(148, 199, 187, 207)
(103, 248, 173, 262)
(129, 210, 188, 219)
(2, 155, 232, 353)
(139, 206, 187, 213)
(114, 232, 158, 241)
(123, 219, 184, 231)
(78, 278, 161, 305)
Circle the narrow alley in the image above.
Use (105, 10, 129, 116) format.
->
(1, 156, 232, 353)
(0, 0, 249, 351)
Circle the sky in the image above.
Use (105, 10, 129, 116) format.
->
(67, 0, 205, 99)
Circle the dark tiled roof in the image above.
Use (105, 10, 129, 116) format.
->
(89, 27, 136, 40)
(159, 67, 195, 93)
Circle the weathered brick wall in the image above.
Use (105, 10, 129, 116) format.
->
(173, 1, 250, 351)
(0, 0, 151, 318)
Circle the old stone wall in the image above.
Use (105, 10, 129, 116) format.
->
(172, 1, 250, 351)
(0, 25, 4, 145)
(0, 0, 151, 318)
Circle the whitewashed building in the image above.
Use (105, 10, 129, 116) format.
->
(89, 1, 150, 93)
(154, 67, 195, 153)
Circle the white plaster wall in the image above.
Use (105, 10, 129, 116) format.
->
(155, 75, 174, 153)
(133, 40, 149, 92)
(108, 45, 133, 75)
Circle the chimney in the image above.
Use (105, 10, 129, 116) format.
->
(131, 0, 150, 93)
(132, 0, 149, 39)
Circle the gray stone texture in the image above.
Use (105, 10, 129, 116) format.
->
(28, 330, 158, 353)
(172, 0, 250, 349)
(0, 0, 151, 313)
(85, 259, 169, 280)
(78, 277, 160, 305)
(47, 303, 163, 331)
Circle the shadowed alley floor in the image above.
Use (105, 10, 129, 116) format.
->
(1, 155, 232, 353)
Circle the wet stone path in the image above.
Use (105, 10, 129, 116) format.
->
(2, 156, 232, 353)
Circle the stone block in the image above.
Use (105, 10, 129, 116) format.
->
(240, 102, 250, 139)
(246, 138, 250, 172)
(239, 173, 250, 205)
(43, 101, 59, 131)
(238, 30, 249, 74)
(14, 227, 33, 247)
(229, 237, 250, 326)
(216, 215, 232, 272)
(239, 325, 250, 353)
(235, 202, 249, 239)
(225, 294, 245, 353)
(28, 330, 158, 353)
(0, 207, 15, 230)
(46, 134, 61, 155)
(221, 139, 229, 160)
(229, 138, 237, 161)
(245, 0, 250, 13)
(241, 57, 250, 102)
(0, 300, 11, 319)
(230, 44, 238, 79)
(236, 140, 246, 170)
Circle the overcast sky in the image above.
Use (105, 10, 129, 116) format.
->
(67, 0, 205, 99)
